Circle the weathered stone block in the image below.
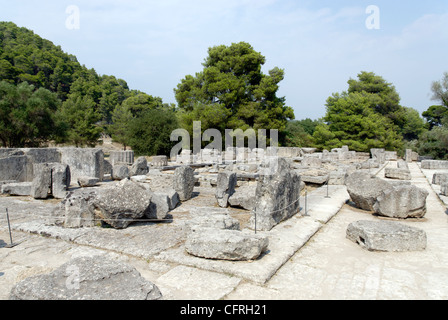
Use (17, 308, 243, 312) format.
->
(249, 158, 301, 231)
(10, 256, 163, 300)
(384, 168, 411, 181)
(93, 179, 152, 229)
(51, 189, 98, 228)
(146, 192, 170, 220)
(346, 171, 394, 211)
(422, 160, 448, 170)
(216, 171, 237, 208)
(188, 207, 240, 231)
(0, 155, 29, 182)
(347, 220, 427, 252)
(51, 163, 71, 199)
(1, 182, 32, 196)
(228, 184, 257, 211)
(185, 227, 269, 261)
(432, 172, 448, 185)
(111, 165, 129, 180)
(59, 148, 104, 182)
(173, 166, 195, 201)
(77, 176, 100, 188)
(130, 156, 149, 176)
(373, 185, 429, 219)
(31, 163, 52, 199)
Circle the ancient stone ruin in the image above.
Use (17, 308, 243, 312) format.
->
(1, 144, 441, 299)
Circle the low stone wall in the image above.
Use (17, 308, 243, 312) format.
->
(0, 148, 105, 184)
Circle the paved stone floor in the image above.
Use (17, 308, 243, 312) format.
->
(1, 162, 447, 300)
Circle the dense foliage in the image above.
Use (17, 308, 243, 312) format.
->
(312, 72, 426, 153)
(1, 21, 447, 159)
(174, 42, 295, 146)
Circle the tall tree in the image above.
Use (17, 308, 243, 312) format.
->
(0, 80, 63, 147)
(431, 72, 448, 108)
(174, 42, 294, 145)
(313, 72, 407, 152)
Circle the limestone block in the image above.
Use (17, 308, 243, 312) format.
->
(347, 220, 427, 252)
(185, 227, 269, 261)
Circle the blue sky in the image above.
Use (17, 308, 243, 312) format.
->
(1, 0, 447, 120)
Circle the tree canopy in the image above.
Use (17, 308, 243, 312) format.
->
(312, 71, 424, 152)
(174, 42, 295, 145)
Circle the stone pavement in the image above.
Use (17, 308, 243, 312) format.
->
(1, 162, 447, 300)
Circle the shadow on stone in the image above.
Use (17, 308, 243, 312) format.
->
(0, 239, 6, 248)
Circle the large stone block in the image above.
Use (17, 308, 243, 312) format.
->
(0, 155, 29, 182)
(249, 158, 301, 231)
(109, 150, 134, 166)
(371, 148, 386, 164)
(51, 189, 98, 228)
(216, 171, 237, 208)
(188, 207, 240, 231)
(111, 165, 129, 180)
(1, 182, 32, 196)
(146, 192, 171, 220)
(346, 171, 394, 211)
(432, 172, 448, 185)
(51, 163, 71, 199)
(59, 148, 104, 183)
(173, 166, 195, 201)
(228, 184, 257, 211)
(31, 163, 52, 199)
(93, 179, 152, 229)
(421, 160, 448, 170)
(185, 227, 269, 261)
(373, 185, 429, 219)
(130, 156, 149, 176)
(10, 256, 163, 300)
(384, 168, 411, 181)
(347, 220, 427, 252)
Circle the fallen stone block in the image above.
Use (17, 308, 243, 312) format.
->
(441, 183, 448, 196)
(31, 163, 52, 199)
(173, 166, 195, 201)
(9, 256, 163, 300)
(1, 182, 32, 196)
(249, 158, 301, 231)
(432, 172, 448, 185)
(422, 160, 448, 170)
(216, 171, 237, 208)
(302, 156, 322, 168)
(109, 150, 134, 166)
(59, 148, 104, 182)
(185, 227, 269, 261)
(301, 175, 329, 185)
(328, 171, 348, 185)
(93, 179, 152, 229)
(373, 185, 429, 219)
(347, 220, 427, 252)
(346, 171, 394, 211)
(384, 168, 411, 181)
(51, 163, 71, 199)
(77, 176, 100, 188)
(51, 189, 98, 228)
(111, 164, 129, 180)
(130, 156, 149, 176)
(228, 184, 257, 211)
(146, 192, 170, 220)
